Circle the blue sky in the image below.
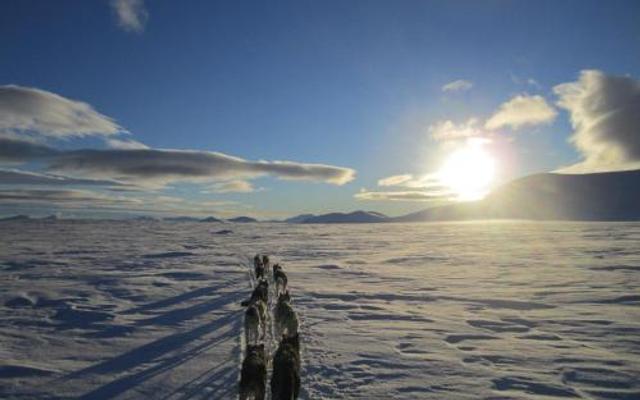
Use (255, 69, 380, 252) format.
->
(1, 0, 640, 218)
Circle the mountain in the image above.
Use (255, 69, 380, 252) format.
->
(133, 215, 157, 221)
(395, 169, 640, 222)
(199, 216, 222, 222)
(284, 214, 316, 223)
(163, 216, 200, 222)
(302, 211, 388, 224)
(0, 214, 31, 222)
(41, 215, 59, 221)
(228, 216, 258, 223)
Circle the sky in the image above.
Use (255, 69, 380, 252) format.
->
(1, 0, 640, 219)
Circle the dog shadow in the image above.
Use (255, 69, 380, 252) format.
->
(54, 289, 244, 399)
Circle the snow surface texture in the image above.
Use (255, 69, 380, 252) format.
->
(1, 220, 639, 399)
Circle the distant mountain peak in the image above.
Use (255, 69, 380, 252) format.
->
(228, 216, 258, 223)
(301, 210, 388, 224)
(199, 216, 221, 222)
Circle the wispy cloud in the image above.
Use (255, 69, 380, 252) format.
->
(358, 173, 451, 203)
(110, 0, 148, 33)
(355, 189, 452, 202)
(554, 70, 640, 173)
(106, 138, 149, 150)
(377, 174, 414, 187)
(0, 85, 123, 139)
(0, 169, 127, 187)
(509, 73, 542, 89)
(206, 180, 256, 193)
(429, 118, 484, 142)
(442, 79, 473, 93)
(0, 189, 138, 205)
(485, 94, 557, 130)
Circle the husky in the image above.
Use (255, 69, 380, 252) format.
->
(262, 255, 270, 276)
(273, 264, 288, 295)
(245, 299, 267, 345)
(254, 256, 265, 280)
(240, 344, 267, 400)
(274, 291, 298, 339)
(271, 334, 301, 400)
(241, 280, 269, 307)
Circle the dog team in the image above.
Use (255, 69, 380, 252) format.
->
(239, 254, 301, 400)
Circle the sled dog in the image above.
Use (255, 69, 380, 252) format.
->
(273, 265, 288, 295)
(271, 334, 300, 400)
(240, 344, 267, 400)
(245, 299, 267, 345)
(275, 291, 298, 339)
(241, 280, 269, 307)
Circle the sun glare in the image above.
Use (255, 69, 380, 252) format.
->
(437, 141, 496, 201)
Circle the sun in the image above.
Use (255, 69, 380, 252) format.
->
(437, 141, 496, 201)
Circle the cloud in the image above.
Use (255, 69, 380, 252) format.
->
(106, 138, 149, 150)
(442, 79, 473, 92)
(358, 173, 452, 202)
(485, 94, 557, 130)
(111, 0, 148, 33)
(49, 148, 355, 185)
(377, 174, 414, 187)
(0, 169, 127, 187)
(0, 137, 355, 186)
(0, 85, 123, 139)
(509, 73, 542, 89)
(0, 189, 138, 205)
(207, 180, 255, 193)
(429, 118, 484, 142)
(355, 189, 452, 202)
(0, 136, 59, 162)
(376, 173, 445, 190)
(553, 70, 640, 173)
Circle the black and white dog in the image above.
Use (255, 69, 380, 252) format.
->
(240, 344, 267, 400)
(271, 334, 301, 400)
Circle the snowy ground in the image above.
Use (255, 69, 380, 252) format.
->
(1, 220, 639, 399)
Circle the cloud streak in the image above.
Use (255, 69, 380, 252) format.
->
(0, 169, 127, 187)
(207, 180, 256, 193)
(0, 189, 138, 205)
(49, 148, 355, 185)
(442, 79, 473, 92)
(0, 137, 356, 186)
(355, 190, 452, 202)
(0, 85, 123, 139)
(377, 174, 414, 187)
(111, 0, 148, 33)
